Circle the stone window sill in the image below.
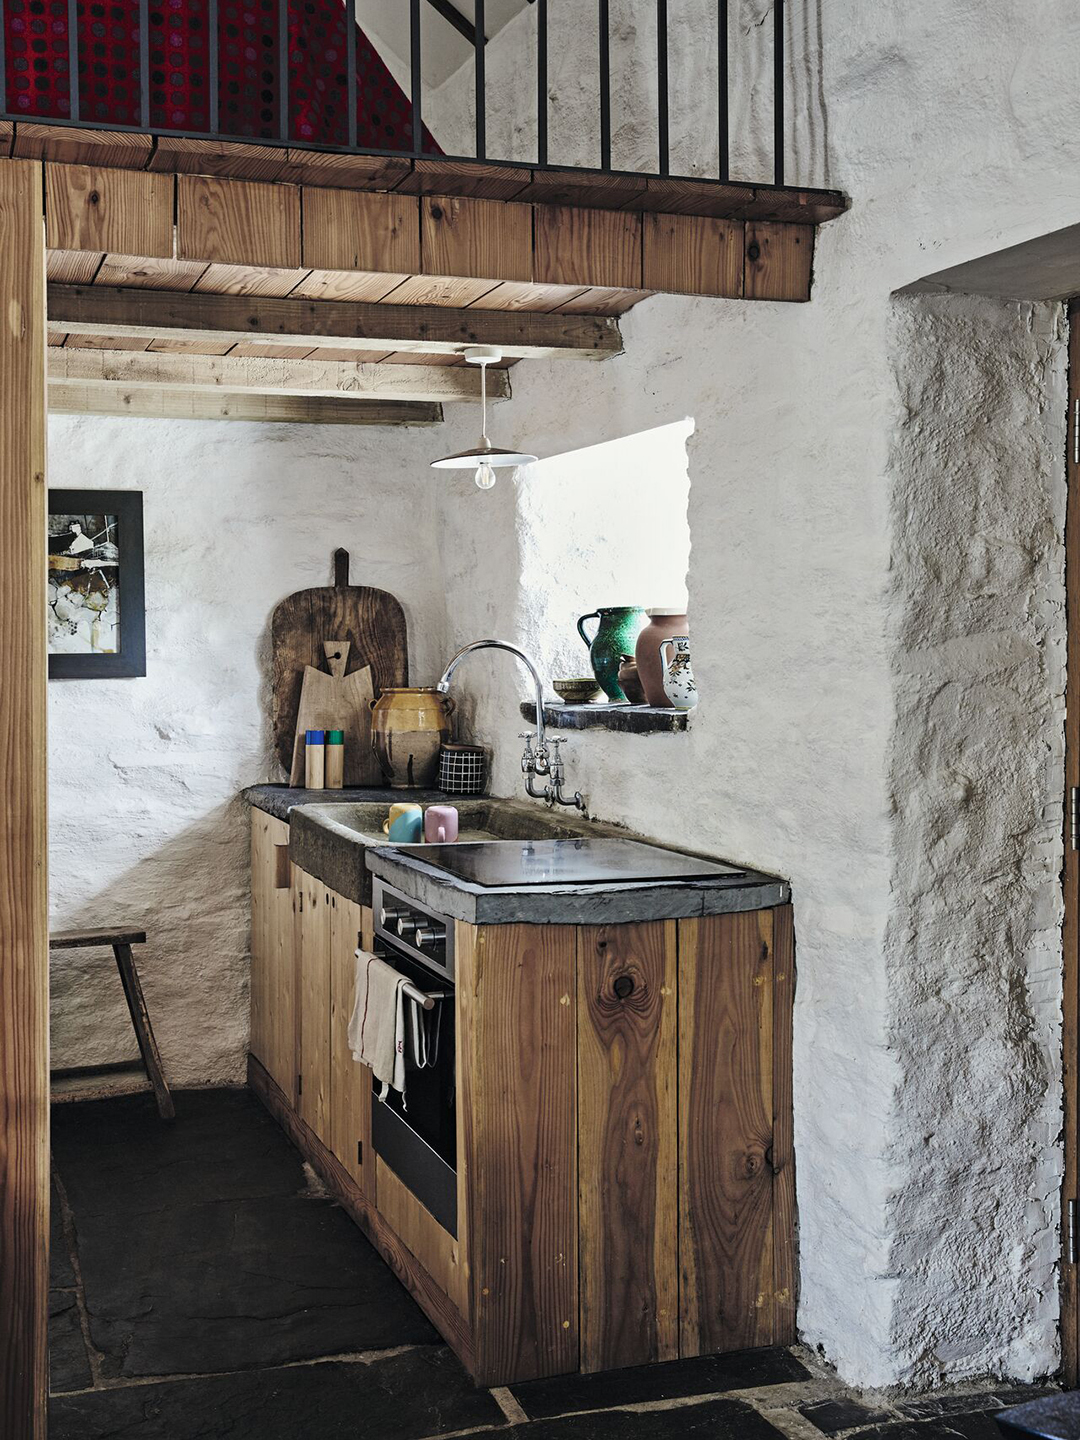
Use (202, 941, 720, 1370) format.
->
(520, 701, 690, 734)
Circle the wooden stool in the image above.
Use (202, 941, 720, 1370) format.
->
(49, 927, 175, 1120)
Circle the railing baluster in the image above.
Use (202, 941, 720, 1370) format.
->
(208, 0, 219, 134)
(774, 0, 785, 185)
(656, 0, 668, 176)
(67, 0, 79, 121)
(278, 0, 288, 140)
(718, 0, 729, 182)
(474, 0, 485, 161)
(410, 0, 422, 156)
(345, 0, 357, 148)
(536, 0, 548, 167)
(599, 0, 610, 171)
(138, 0, 149, 129)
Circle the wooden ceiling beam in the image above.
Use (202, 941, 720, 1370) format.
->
(47, 283, 623, 360)
(49, 347, 510, 402)
(48, 384, 444, 425)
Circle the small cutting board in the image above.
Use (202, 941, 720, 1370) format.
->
(272, 549, 408, 781)
(288, 649, 377, 785)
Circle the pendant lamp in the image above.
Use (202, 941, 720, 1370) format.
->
(430, 347, 538, 489)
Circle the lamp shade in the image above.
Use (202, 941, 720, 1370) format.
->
(430, 441, 538, 470)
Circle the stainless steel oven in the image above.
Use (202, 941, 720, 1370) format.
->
(370, 878, 457, 1236)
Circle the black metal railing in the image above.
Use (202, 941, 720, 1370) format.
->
(0, 0, 792, 190)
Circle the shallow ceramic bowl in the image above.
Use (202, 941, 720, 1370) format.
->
(553, 678, 603, 704)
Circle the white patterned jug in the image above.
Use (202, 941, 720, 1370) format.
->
(659, 635, 697, 710)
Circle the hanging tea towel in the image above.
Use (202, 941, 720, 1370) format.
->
(349, 951, 408, 1102)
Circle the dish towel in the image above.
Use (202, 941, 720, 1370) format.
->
(348, 951, 408, 1103)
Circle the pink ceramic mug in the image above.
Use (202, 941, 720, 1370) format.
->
(424, 805, 459, 844)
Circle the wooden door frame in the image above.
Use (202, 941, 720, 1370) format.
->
(0, 157, 50, 1439)
(1064, 303, 1080, 1388)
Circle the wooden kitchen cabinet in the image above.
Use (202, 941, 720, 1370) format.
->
(249, 811, 296, 1101)
(329, 891, 371, 1195)
(296, 870, 332, 1145)
(249, 834, 797, 1389)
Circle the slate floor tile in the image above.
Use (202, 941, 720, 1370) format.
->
(49, 1290, 92, 1395)
(49, 1346, 506, 1440)
(509, 1347, 811, 1419)
(847, 1412, 1006, 1440)
(800, 1397, 895, 1434)
(76, 1189, 438, 1377)
(50, 1182, 76, 1290)
(51, 1089, 303, 1219)
(503, 1396, 787, 1439)
(900, 1389, 1058, 1421)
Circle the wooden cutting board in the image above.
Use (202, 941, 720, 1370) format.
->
(272, 549, 408, 781)
(288, 648, 376, 786)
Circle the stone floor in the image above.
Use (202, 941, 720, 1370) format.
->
(48, 1089, 1059, 1439)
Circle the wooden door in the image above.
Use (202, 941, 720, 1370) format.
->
(250, 811, 295, 1097)
(0, 157, 49, 1440)
(677, 907, 796, 1355)
(329, 893, 370, 1194)
(1063, 304, 1080, 1387)
(297, 870, 332, 1143)
(577, 922, 678, 1372)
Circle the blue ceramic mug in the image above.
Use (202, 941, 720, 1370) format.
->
(383, 803, 423, 843)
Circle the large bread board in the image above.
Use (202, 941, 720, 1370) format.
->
(271, 549, 408, 781)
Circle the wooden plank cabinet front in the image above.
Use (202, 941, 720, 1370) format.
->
(249, 811, 296, 1101)
(249, 821, 796, 1388)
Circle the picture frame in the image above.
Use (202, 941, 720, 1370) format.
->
(47, 489, 146, 679)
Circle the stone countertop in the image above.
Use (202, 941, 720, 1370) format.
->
(366, 843, 789, 927)
(241, 784, 449, 823)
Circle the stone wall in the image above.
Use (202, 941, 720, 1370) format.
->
(425, 0, 1078, 1392)
(47, 414, 450, 1086)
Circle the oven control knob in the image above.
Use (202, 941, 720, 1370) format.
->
(380, 906, 410, 929)
(415, 924, 447, 948)
(396, 914, 419, 937)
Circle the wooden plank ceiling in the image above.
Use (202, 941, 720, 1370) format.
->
(26, 140, 845, 422)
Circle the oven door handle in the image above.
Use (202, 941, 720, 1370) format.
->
(402, 981, 451, 1013)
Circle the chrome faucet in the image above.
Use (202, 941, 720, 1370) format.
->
(436, 640, 588, 817)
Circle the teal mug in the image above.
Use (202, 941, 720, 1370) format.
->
(577, 606, 648, 702)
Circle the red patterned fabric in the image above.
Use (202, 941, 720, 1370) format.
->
(4, 0, 441, 152)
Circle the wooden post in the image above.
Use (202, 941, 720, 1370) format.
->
(0, 157, 49, 1440)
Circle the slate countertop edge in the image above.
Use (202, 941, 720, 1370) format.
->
(366, 847, 789, 926)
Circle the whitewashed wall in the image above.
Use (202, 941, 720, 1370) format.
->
(424, 0, 1080, 1393)
(47, 414, 450, 1086)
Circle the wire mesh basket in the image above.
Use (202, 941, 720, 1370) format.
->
(437, 743, 486, 795)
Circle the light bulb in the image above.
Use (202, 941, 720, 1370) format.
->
(474, 461, 497, 490)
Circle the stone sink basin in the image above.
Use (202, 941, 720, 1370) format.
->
(289, 797, 634, 907)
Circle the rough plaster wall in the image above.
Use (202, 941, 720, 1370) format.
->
(426, 0, 1080, 1390)
(885, 296, 1068, 1386)
(423, 0, 823, 185)
(47, 415, 449, 1086)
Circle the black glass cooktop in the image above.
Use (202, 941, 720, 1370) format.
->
(393, 838, 745, 889)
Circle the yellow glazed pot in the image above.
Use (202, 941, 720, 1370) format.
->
(371, 687, 455, 789)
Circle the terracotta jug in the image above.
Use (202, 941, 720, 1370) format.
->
(635, 610, 689, 707)
(577, 606, 647, 702)
(370, 688, 455, 789)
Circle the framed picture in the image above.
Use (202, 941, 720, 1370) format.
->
(48, 490, 146, 679)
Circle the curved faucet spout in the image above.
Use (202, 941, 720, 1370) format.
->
(437, 639, 549, 770)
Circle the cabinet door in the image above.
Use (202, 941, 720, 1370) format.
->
(297, 870, 332, 1143)
(250, 811, 295, 1099)
(677, 907, 795, 1355)
(329, 893, 370, 1195)
(577, 921, 678, 1373)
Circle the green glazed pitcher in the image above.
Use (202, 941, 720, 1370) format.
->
(577, 606, 647, 702)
